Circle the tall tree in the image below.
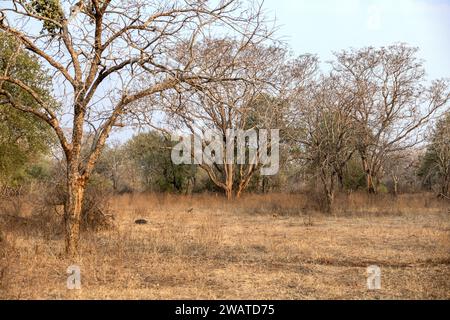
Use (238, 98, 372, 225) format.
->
(332, 45, 450, 193)
(161, 41, 287, 199)
(420, 112, 450, 198)
(0, 0, 271, 257)
(290, 74, 356, 213)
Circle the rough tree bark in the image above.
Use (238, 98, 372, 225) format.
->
(64, 173, 86, 257)
(321, 170, 336, 215)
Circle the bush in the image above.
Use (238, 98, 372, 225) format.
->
(81, 175, 115, 231)
(37, 172, 115, 233)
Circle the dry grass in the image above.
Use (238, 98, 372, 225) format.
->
(0, 192, 449, 300)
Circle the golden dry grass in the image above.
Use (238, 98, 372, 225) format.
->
(0, 193, 449, 300)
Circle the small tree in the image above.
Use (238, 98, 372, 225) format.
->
(125, 132, 196, 193)
(93, 141, 126, 193)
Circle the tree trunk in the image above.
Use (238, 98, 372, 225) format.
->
(366, 171, 376, 194)
(321, 170, 335, 215)
(236, 173, 253, 199)
(392, 174, 399, 197)
(262, 177, 268, 194)
(442, 174, 450, 198)
(236, 184, 246, 199)
(225, 187, 233, 200)
(361, 154, 377, 194)
(337, 171, 344, 191)
(325, 188, 335, 215)
(225, 163, 234, 200)
(112, 173, 118, 192)
(64, 173, 86, 259)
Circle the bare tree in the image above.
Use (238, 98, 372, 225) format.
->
(420, 111, 450, 198)
(157, 40, 285, 199)
(290, 74, 356, 213)
(383, 150, 419, 196)
(332, 45, 450, 193)
(0, 0, 271, 257)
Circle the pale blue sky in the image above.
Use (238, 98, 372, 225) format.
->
(263, 0, 450, 79)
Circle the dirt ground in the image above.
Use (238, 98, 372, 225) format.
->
(1, 193, 449, 299)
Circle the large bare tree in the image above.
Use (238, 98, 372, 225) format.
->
(290, 73, 356, 213)
(0, 0, 271, 257)
(157, 40, 285, 199)
(332, 45, 450, 193)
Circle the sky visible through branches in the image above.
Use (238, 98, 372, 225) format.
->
(44, 0, 448, 142)
(110, 0, 450, 140)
